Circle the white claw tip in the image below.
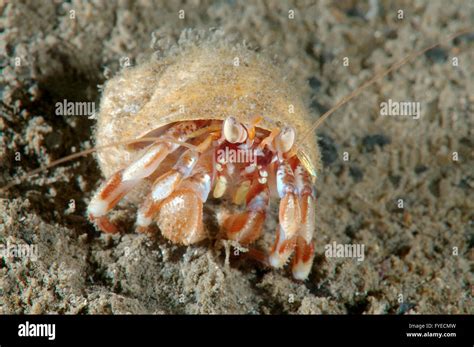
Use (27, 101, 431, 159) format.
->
(87, 198, 108, 217)
(136, 213, 152, 228)
(292, 262, 311, 281)
(268, 253, 286, 269)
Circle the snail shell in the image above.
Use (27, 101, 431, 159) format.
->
(95, 41, 321, 187)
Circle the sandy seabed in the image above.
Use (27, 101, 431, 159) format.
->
(0, 0, 473, 314)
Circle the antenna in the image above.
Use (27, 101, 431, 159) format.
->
(0, 137, 198, 193)
(297, 28, 473, 146)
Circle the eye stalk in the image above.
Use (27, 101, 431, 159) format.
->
(223, 116, 248, 143)
(274, 126, 295, 154)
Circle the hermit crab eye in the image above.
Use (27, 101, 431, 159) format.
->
(223, 116, 248, 143)
(274, 126, 295, 153)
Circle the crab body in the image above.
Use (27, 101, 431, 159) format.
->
(88, 41, 321, 280)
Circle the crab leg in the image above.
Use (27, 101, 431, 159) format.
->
(87, 122, 198, 233)
(268, 161, 301, 268)
(292, 163, 316, 280)
(222, 180, 269, 245)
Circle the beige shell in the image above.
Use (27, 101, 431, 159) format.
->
(95, 42, 321, 182)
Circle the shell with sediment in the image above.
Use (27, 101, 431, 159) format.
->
(95, 38, 321, 184)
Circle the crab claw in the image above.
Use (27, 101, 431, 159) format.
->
(223, 182, 269, 245)
(223, 212, 266, 244)
(156, 171, 211, 245)
(156, 189, 205, 245)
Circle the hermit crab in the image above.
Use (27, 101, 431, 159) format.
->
(87, 36, 321, 280)
(2, 27, 468, 282)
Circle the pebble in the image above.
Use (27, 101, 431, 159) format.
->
(308, 76, 321, 91)
(414, 165, 428, 174)
(318, 133, 338, 166)
(362, 134, 391, 152)
(349, 165, 364, 182)
(310, 99, 329, 115)
(424, 47, 448, 64)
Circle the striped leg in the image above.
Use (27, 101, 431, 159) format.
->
(292, 163, 316, 280)
(87, 122, 198, 233)
(268, 161, 301, 268)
